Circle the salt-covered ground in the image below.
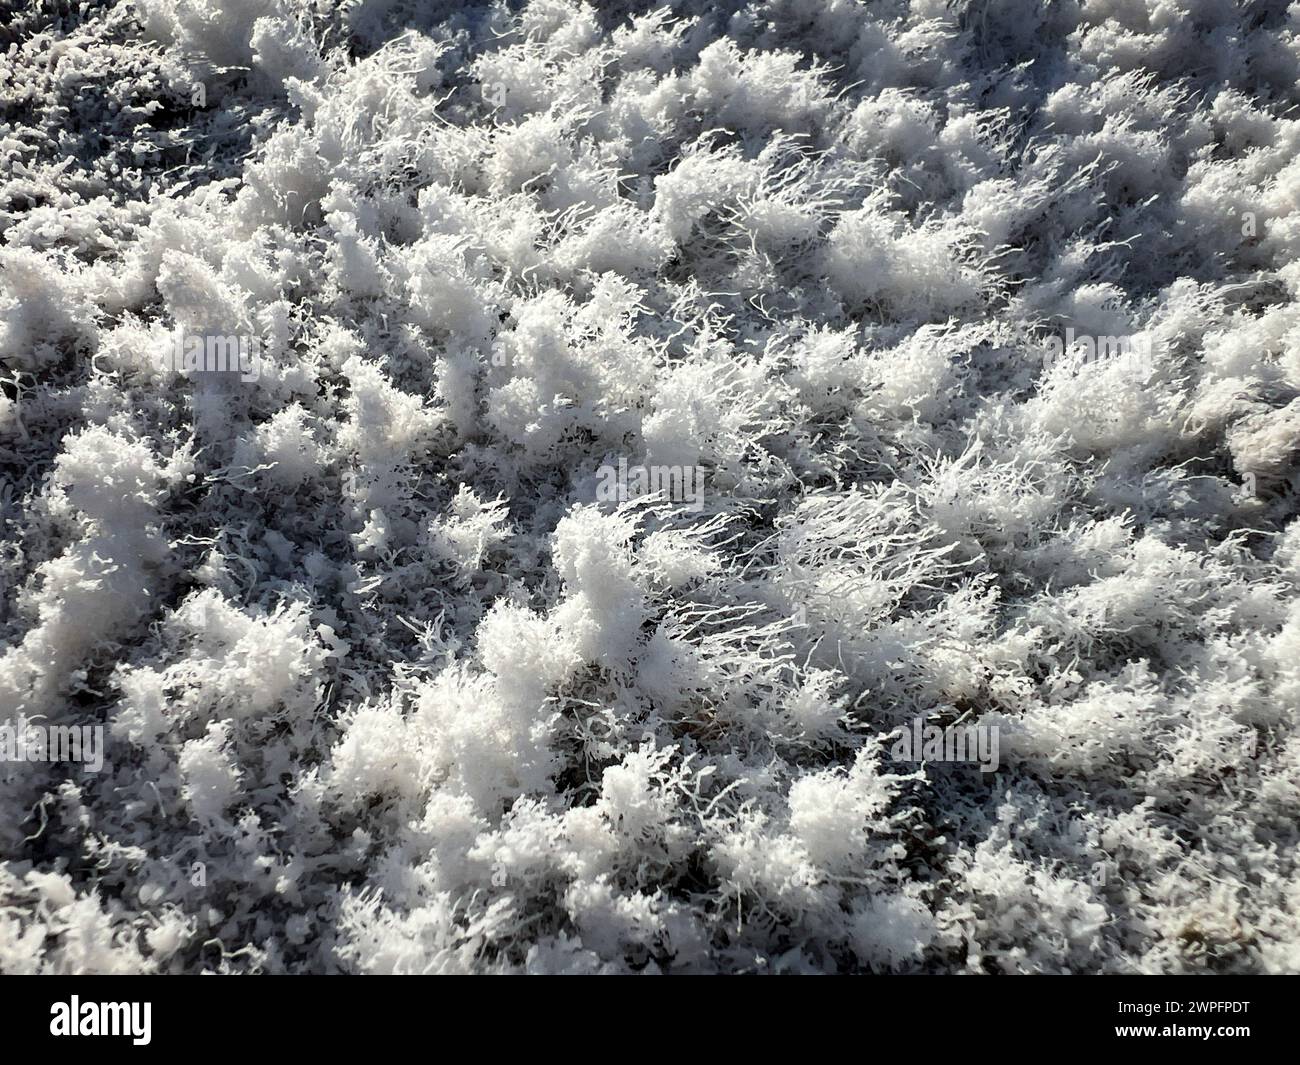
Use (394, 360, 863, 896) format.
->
(2, 0, 1300, 974)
